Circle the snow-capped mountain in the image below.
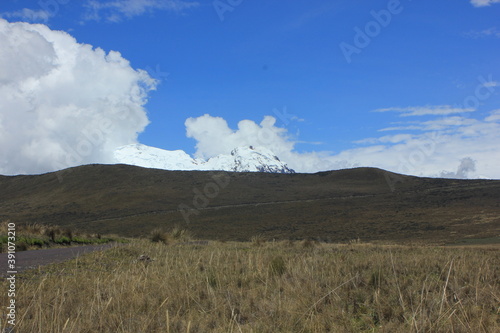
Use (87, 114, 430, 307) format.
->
(113, 144, 295, 173)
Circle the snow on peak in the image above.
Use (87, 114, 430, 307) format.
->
(113, 144, 295, 173)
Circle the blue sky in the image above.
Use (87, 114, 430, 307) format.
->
(1, 0, 499, 177)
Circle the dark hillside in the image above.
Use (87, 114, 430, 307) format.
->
(1, 164, 499, 244)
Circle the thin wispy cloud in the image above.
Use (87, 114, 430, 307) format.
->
(350, 109, 500, 178)
(83, 0, 199, 22)
(482, 80, 499, 88)
(470, 0, 500, 7)
(485, 109, 500, 122)
(0, 8, 52, 23)
(465, 27, 500, 38)
(373, 105, 475, 117)
(182, 108, 500, 179)
(284, 3, 337, 30)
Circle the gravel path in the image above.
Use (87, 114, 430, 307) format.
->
(0, 243, 118, 276)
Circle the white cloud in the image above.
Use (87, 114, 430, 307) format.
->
(485, 109, 500, 122)
(373, 105, 475, 117)
(465, 27, 500, 38)
(185, 114, 294, 160)
(440, 157, 477, 179)
(482, 80, 499, 87)
(83, 0, 199, 22)
(0, 9, 52, 23)
(184, 110, 500, 179)
(470, 0, 500, 7)
(0, 19, 156, 175)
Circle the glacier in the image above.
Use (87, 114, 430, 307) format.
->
(113, 144, 295, 173)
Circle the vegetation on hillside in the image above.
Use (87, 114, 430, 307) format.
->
(1, 238, 498, 332)
(2, 165, 499, 244)
(0, 221, 124, 252)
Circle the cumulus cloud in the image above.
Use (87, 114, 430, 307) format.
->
(470, 0, 500, 7)
(0, 19, 156, 175)
(184, 114, 350, 172)
(184, 110, 500, 179)
(83, 0, 199, 22)
(440, 157, 476, 179)
(185, 114, 293, 159)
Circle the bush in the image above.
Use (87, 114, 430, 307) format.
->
(170, 226, 192, 241)
(269, 256, 287, 276)
(251, 234, 265, 247)
(45, 227, 61, 242)
(301, 238, 316, 248)
(72, 237, 93, 244)
(54, 236, 71, 245)
(62, 228, 73, 240)
(150, 228, 168, 244)
(29, 238, 46, 247)
(16, 241, 28, 251)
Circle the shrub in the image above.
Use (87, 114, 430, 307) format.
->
(150, 228, 168, 244)
(45, 227, 61, 242)
(170, 226, 192, 241)
(16, 241, 28, 251)
(62, 228, 73, 240)
(72, 237, 93, 244)
(0, 235, 8, 244)
(54, 236, 71, 245)
(301, 238, 316, 248)
(251, 234, 265, 247)
(30, 238, 46, 247)
(269, 256, 287, 276)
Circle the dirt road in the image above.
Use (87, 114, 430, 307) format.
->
(0, 243, 118, 276)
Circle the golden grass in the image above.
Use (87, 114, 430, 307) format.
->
(1, 240, 499, 332)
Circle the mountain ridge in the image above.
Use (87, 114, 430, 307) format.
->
(113, 144, 295, 173)
(1, 164, 499, 244)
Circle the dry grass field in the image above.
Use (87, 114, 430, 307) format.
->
(1, 166, 499, 331)
(2, 238, 498, 332)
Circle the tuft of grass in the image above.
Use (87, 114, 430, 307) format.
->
(150, 228, 169, 244)
(170, 225, 192, 242)
(269, 256, 287, 276)
(251, 234, 266, 247)
(301, 238, 316, 248)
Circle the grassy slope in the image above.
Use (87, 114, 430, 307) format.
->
(2, 240, 498, 332)
(1, 164, 499, 244)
